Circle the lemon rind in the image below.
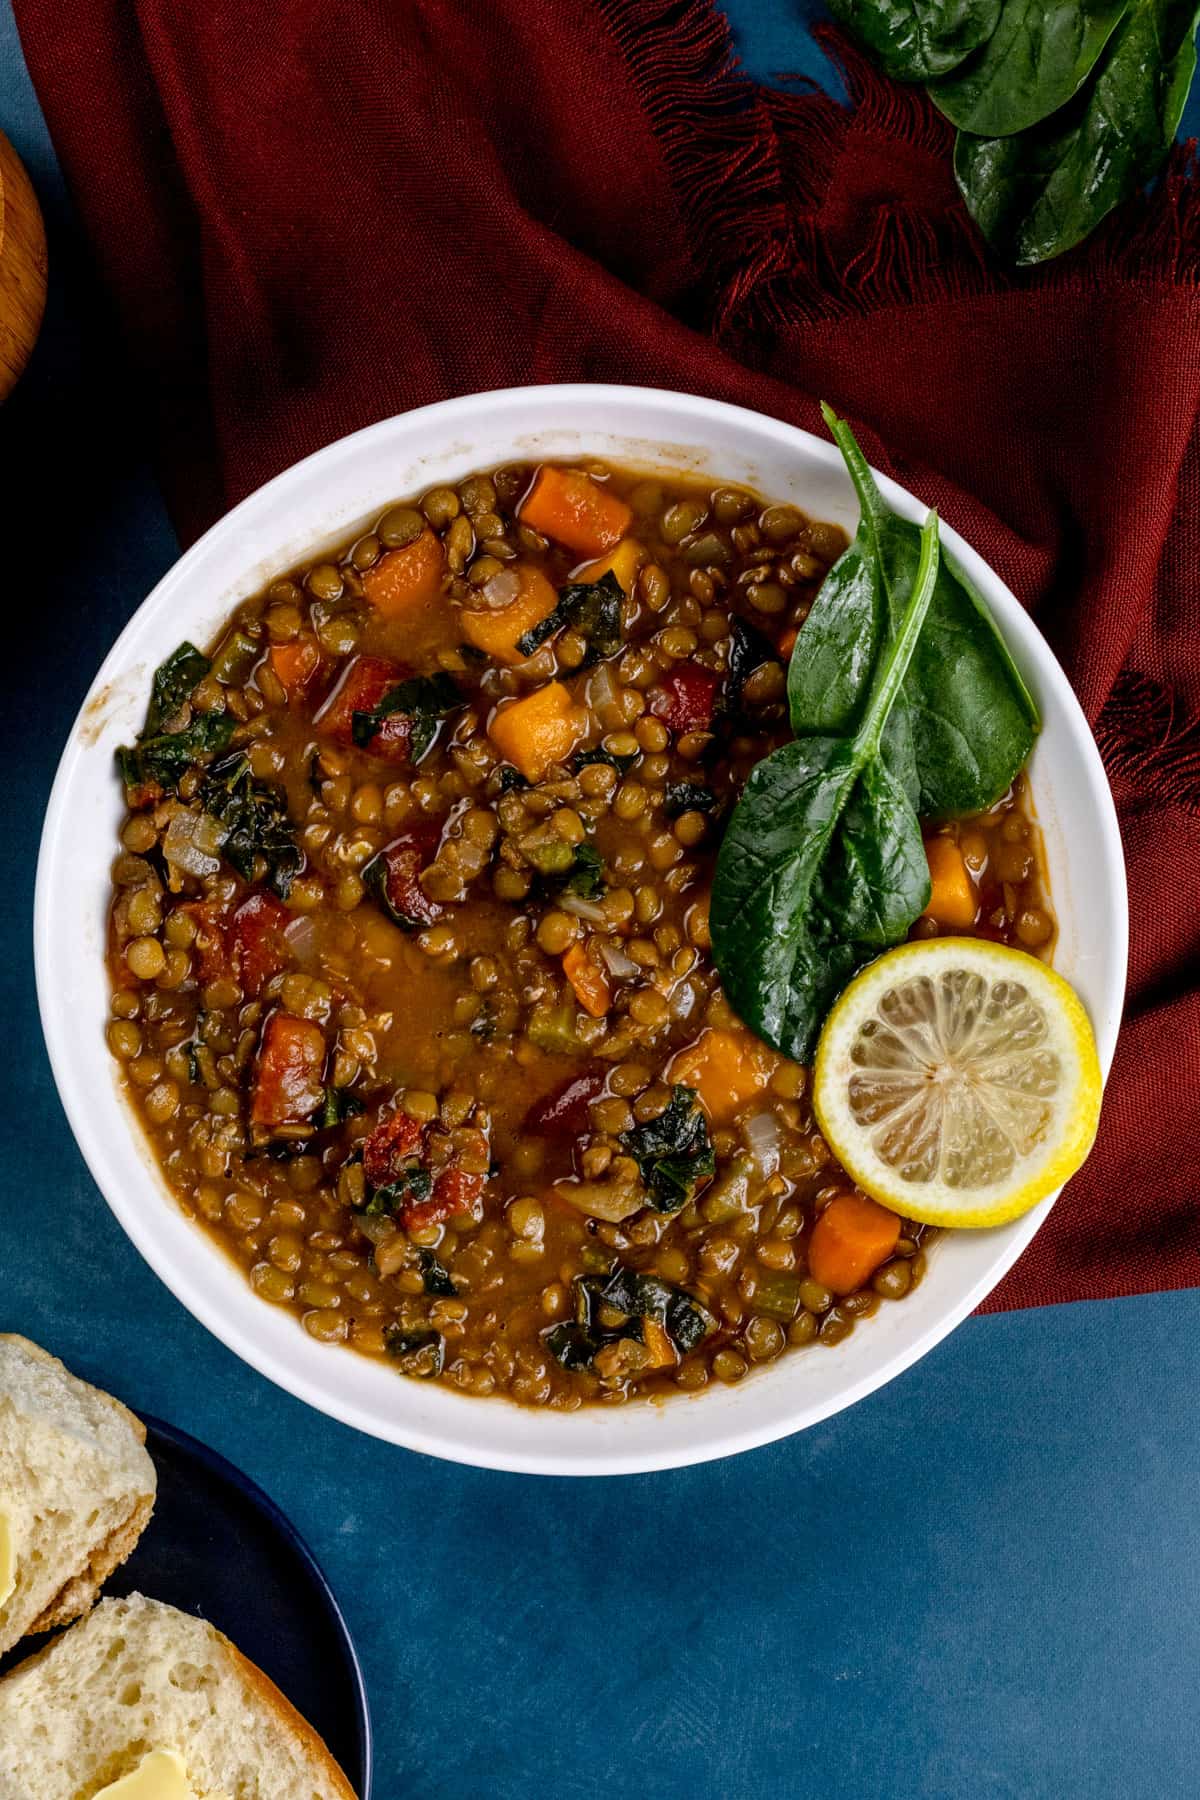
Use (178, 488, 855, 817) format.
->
(812, 939, 1103, 1229)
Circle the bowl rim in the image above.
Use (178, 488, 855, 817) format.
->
(33, 382, 1128, 1475)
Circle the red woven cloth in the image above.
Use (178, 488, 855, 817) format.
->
(17, 0, 1200, 1308)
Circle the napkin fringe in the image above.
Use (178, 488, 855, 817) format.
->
(601, 1, 1200, 333)
(1097, 672, 1200, 817)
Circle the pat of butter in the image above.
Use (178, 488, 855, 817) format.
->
(94, 1749, 222, 1799)
(0, 1509, 14, 1608)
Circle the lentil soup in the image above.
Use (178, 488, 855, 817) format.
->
(105, 460, 1053, 1408)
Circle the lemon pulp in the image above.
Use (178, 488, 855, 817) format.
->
(812, 940, 1102, 1228)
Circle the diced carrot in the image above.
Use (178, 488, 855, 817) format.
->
(269, 637, 321, 693)
(250, 1012, 327, 1129)
(487, 681, 588, 782)
(562, 940, 612, 1018)
(362, 529, 446, 617)
(576, 537, 645, 594)
(778, 627, 798, 658)
(807, 1193, 901, 1296)
(519, 466, 632, 558)
(460, 564, 558, 665)
(666, 1026, 774, 1124)
(641, 1318, 677, 1370)
(923, 836, 978, 929)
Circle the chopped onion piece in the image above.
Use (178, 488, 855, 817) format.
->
(743, 1110, 781, 1176)
(283, 913, 321, 966)
(587, 663, 619, 715)
(561, 894, 612, 928)
(553, 1177, 643, 1223)
(163, 808, 224, 878)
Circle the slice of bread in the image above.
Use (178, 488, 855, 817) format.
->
(0, 1336, 156, 1657)
(0, 1594, 358, 1798)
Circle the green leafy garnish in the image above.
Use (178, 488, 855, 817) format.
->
(954, 0, 1198, 264)
(826, 0, 1002, 81)
(663, 783, 717, 819)
(318, 1087, 366, 1130)
(619, 1086, 715, 1213)
(145, 642, 211, 734)
(823, 0, 1198, 265)
(712, 442, 942, 1062)
(789, 407, 1036, 819)
(929, 0, 1129, 137)
(516, 572, 623, 662)
(198, 751, 304, 899)
(351, 672, 461, 760)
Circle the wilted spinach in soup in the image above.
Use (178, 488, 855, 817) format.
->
(105, 456, 1053, 1407)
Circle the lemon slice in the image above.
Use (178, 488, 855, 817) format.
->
(812, 939, 1102, 1228)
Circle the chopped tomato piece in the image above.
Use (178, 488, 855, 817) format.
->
(251, 1012, 326, 1129)
(362, 1109, 426, 1187)
(269, 638, 321, 693)
(231, 891, 291, 998)
(524, 1070, 607, 1138)
(363, 530, 446, 617)
(518, 466, 632, 558)
(315, 655, 415, 763)
(363, 818, 444, 928)
(179, 900, 231, 985)
(404, 1166, 484, 1232)
(649, 663, 720, 733)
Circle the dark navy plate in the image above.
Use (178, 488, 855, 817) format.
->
(0, 1416, 372, 1798)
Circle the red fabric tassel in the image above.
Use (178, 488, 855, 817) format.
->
(15, 0, 1200, 1307)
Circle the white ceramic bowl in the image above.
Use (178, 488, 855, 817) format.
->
(35, 385, 1127, 1475)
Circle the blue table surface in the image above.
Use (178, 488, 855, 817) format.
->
(4, 7, 1198, 1796)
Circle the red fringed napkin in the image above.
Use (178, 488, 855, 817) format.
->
(17, 0, 1200, 1308)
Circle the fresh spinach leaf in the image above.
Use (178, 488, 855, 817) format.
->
(516, 572, 623, 662)
(199, 751, 304, 899)
(351, 672, 461, 759)
(931, 0, 1131, 137)
(663, 782, 718, 819)
(619, 1086, 715, 1212)
(827, 0, 1002, 80)
(116, 711, 236, 798)
(713, 507, 941, 1061)
(792, 407, 1036, 816)
(144, 642, 211, 734)
(954, 0, 1199, 263)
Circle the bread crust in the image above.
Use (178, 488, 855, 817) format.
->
(0, 1335, 156, 1653)
(223, 1631, 359, 1799)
